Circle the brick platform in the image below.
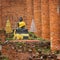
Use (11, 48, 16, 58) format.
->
(10, 40, 40, 43)
(2, 40, 60, 60)
(2, 40, 40, 60)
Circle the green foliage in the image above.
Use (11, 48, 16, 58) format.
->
(0, 29, 6, 34)
(29, 32, 37, 40)
(6, 32, 14, 41)
(29, 32, 50, 41)
(6, 38, 13, 41)
(2, 56, 9, 60)
(54, 50, 60, 54)
(42, 48, 51, 54)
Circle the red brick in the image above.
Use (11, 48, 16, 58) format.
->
(26, 0, 33, 30)
(49, 0, 60, 50)
(33, 0, 42, 37)
(0, 0, 60, 51)
(41, 0, 50, 40)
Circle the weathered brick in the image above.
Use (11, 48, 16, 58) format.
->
(26, 0, 33, 30)
(49, 0, 60, 50)
(0, 0, 60, 51)
(33, 0, 42, 37)
(41, 0, 50, 40)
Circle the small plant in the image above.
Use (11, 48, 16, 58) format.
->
(2, 56, 9, 60)
(6, 38, 13, 41)
(54, 50, 60, 54)
(29, 32, 37, 40)
(0, 29, 6, 34)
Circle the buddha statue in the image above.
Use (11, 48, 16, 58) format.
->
(13, 17, 29, 40)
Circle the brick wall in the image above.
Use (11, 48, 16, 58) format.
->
(49, 0, 60, 51)
(33, 0, 42, 37)
(41, 0, 50, 40)
(0, 0, 26, 29)
(0, 0, 60, 51)
(26, 0, 33, 30)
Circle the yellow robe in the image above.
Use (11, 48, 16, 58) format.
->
(18, 21, 26, 28)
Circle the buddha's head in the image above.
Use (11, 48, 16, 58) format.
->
(19, 17, 23, 22)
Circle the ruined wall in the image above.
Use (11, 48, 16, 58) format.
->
(49, 0, 60, 51)
(0, 0, 60, 51)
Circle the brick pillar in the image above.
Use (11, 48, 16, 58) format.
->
(0, 0, 2, 30)
(49, 0, 60, 51)
(41, 0, 50, 40)
(23, 0, 27, 24)
(0, 2, 1, 29)
(33, 0, 41, 37)
(26, 0, 33, 30)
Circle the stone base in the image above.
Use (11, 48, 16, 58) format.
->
(10, 40, 40, 43)
(2, 40, 40, 60)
